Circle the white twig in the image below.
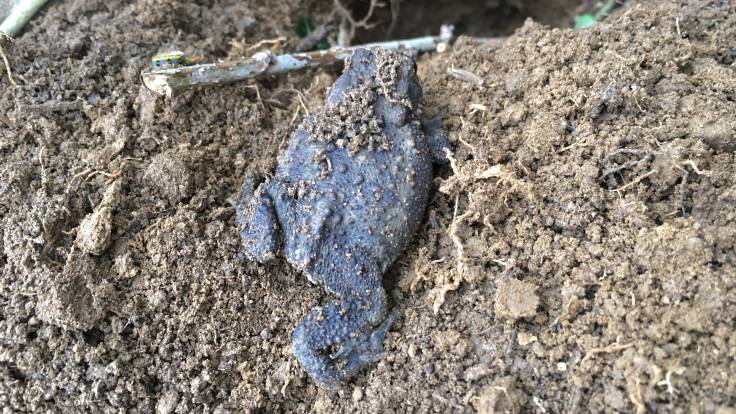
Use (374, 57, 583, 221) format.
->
(447, 67, 484, 87)
(0, 0, 48, 37)
(142, 28, 457, 98)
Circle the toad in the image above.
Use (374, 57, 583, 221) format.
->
(237, 48, 447, 387)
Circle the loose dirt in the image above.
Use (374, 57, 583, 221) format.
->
(1, 0, 734, 412)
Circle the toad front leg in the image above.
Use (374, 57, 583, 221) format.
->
(292, 260, 396, 388)
(236, 177, 280, 263)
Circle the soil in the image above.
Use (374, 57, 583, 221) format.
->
(1, 0, 735, 413)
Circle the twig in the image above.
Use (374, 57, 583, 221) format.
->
(656, 367, 684, 395)
(580, 341, 634, 366)
(38, 145, 48, 192)
(548, 297, 578, 329)
(333, 0, 379, 45)
(296, 21, 335, 52)
(458, 135, 477, 153)
(277, 88, 311, 116)
(386, 0, 400, 38)
(558, 137, 590, 153)
(142, 28, 456, 98)
(611, 170, 656, 192)
(443, 147, 459, 175)
(532, 396, 547, 413)
(430, 193, 471, 314)
(0, 0, 48, 36)
(678, 171, 688, 216)
(23, 99, 84, 114)
(447, 67, 484, 87)
(600, 156, 650, 178)
(450, 195, 475, 277)
(0, 32, 17, 87)
(245, 37, 287, 54)
(682, 159, 711, 176)
(243, 84, 264, 110)
(628, 377, 646, 414)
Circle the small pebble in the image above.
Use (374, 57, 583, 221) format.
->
(352, 386, 364, 402)
(407, 343, 416, 358)
(517, 332, 538, 346)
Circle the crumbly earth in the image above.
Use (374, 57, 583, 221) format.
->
(1, 0, 734, 413)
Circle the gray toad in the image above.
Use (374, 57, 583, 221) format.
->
(237, 48, 447, 387)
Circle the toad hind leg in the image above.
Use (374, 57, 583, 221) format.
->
(292, 269, 394, 387)
(423, 112, 451, 164)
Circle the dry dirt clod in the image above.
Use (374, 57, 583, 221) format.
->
(689, 117, 736, 153)
(36, 251, 114, 330)
(494, 278, 539, 322)
(76, 179, 122, 255)
(155, 390, 180, 414)
(474, 376, 523, 414)
(516, 332, 538, 346)
(143, 150, 193, 205)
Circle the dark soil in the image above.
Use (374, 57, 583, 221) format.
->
(1, 0, 735, 413)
